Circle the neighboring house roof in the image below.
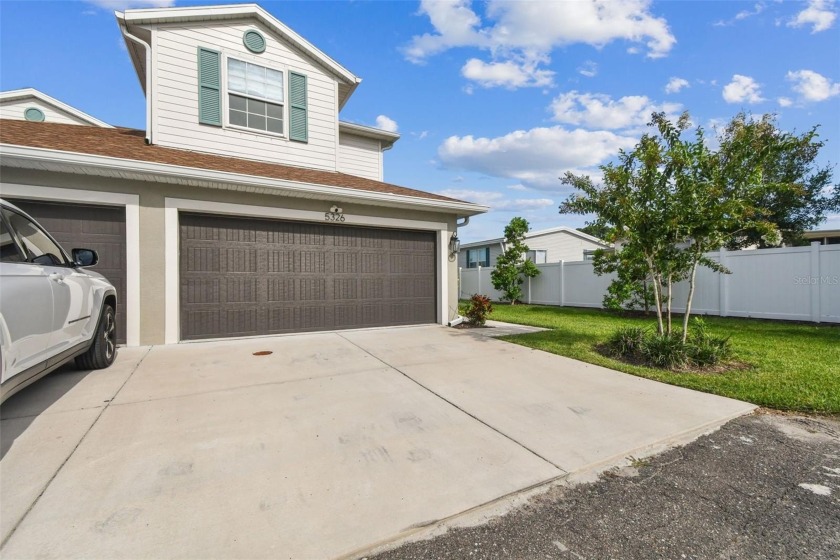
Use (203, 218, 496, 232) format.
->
(460, 226, 610, 249)
(804, 229, 840, 239)
(116, 4, 361, 109)
(338, 121, 400, 150)
(0, 120, 486, 215)
(0, 88, 113, 128)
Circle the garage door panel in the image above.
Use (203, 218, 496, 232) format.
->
(180, 213, 436, 340)
(8, 199, 127, 345)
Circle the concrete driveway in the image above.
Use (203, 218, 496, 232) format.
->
(0, 325, 755, 559)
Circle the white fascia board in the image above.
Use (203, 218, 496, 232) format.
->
(121, 4, 360, 87)
(0, 88, 113, 128)
(461, 227, 610, 249)
(0, 144, 488, 217)
(338, 121, 400, 146)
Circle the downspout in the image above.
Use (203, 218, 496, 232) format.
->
(119, 19, 153, 145)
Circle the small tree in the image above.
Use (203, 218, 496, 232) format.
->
(490, 217, 540, 304)
(561, 111, 793, 342)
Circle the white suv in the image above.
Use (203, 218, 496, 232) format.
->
(0, 199, 118, 403)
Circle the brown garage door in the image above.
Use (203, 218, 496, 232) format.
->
(8, 199, 127, 345)
(179, 213, 437, 341)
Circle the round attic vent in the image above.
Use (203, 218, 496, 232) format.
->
(243, 30, 266, 54)
(24, 107, 45, 122)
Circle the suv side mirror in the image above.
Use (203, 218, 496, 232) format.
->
(72, 248, 99, 267)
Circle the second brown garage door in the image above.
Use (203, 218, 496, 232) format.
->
(179, 213, 436, 340)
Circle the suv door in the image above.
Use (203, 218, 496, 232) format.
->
(2, 208, 96, 360)
(0, 212, 55, 382)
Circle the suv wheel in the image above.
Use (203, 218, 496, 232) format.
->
(76, 305, 117, 370)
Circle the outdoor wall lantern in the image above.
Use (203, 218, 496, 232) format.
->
(449, 233, 460, 256)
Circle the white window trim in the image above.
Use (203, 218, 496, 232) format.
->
(164, 198, 450, 344)
(0, 183, 141, 347)
(222, 54, 288, 140)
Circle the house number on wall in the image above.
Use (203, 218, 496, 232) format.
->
(325, 205, 345, 222)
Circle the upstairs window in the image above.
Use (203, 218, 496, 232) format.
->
(227, 58, 284, 135)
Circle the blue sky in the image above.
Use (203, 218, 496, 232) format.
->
(1, 0, 839, 242)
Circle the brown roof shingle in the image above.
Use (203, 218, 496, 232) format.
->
(0, 120, 463, 204)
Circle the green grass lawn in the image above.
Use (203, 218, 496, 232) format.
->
(478, 304, 840, 414)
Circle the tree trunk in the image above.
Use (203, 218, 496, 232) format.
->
(682, 262, 699, 343)
(646, 257, 665, 335)
(666, 275, 673, 336)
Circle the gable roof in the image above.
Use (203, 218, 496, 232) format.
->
(117, 4, 361, 109)
(0, 120, 486, 216)
(460, 226, 610, 249)
(0, 88, 113, 128)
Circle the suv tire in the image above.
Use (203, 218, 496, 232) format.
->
(76, 304, 117, 370)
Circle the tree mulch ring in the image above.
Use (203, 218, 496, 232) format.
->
(593, 343, 753, 375)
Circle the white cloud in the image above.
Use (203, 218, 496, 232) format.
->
(664, 77, 690, 94)
(461, 58, 554, 89)
(405, 0, 675, 89)
(375, 115, 399, 132)
(412, 130, 429, 140)
(788, 0, 837, 33)
(549, 91, 681, 130)
(578, 61, 598, 78)
(722, 74, 765, 104)
(437, 189, 554, 211)
(714, 2, 766, 26)
(786, 69, 840, 102)
(778, 97, 794, 107)
(507, 184, 528, 191)
(438, 126, 637, 189)
(84, 0, 174, 9)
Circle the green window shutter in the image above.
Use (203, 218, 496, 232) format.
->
(197, 47, 221, 126)
(288, 71, 308, 142)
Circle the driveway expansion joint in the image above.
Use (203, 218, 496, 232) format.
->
(336, 332, 568, 474)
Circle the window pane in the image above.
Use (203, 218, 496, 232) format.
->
(266, 117, 283, 134)
(0, 219, 23, 262)
(229, 94, 247, 111)
(247, 98, 266, 115)
(227, 59, 247, 93)
(266, 102, 283, 119)
(229, 109, 247, 127)
(266, 68, 284, 102)
(246, 63, 266, 97)
(3, 209, 65, 266)
(248, 114, 267, 130)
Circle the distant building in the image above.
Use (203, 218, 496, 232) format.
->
(458, 226, 610, 269)
(803, 229, 840, 245)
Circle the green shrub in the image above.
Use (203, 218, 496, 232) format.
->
(606, 326, 648, 357)
(606, 318, 734, 370)
(465, 294, 493, 326)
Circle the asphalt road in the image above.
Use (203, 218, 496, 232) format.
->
(370, 413, 840, 560)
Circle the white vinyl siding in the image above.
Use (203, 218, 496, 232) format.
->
(0, 99, 95, 126)
(152, 21, 338, 171)
(527, 232, 606, 262)
(337, 132, 381, 180)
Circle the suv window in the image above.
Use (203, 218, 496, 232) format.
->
(0, 217, 24, 262)
(2, 208, 67, 266)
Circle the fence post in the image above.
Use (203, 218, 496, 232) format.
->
(477, 265, 482, 295)
(559, 260, 565, 307)
(811, 241, 821, 323)
(458, 267, 462, 299)
(719, 248, 728, 317)
(527, 275, 531, 304)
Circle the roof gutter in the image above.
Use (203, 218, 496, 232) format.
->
(0, 144, 489, 216)
(116, 13, 153, 145)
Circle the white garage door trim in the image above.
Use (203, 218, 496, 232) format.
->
(0, 183, 141, 346)
(164, 198, 450, 344)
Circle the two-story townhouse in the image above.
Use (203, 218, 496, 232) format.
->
(0, 4, 486, 347)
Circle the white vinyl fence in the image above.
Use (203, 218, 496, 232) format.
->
(459, 242, 840, 323)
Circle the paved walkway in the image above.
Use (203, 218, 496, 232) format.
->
(0, 325, 755, 559)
